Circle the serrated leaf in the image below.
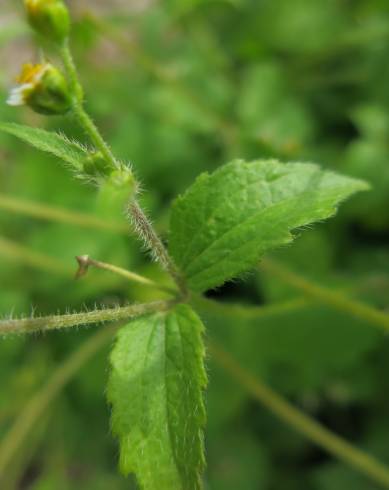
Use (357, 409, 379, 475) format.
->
(169, 159, 369, 292)
(108, 304, 207, 490)
(0, 122, 87, 171)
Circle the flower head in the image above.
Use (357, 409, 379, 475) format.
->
(7, 63, 44, 107)
(24, 0, 70, 44)
(7, 63, 72, 115)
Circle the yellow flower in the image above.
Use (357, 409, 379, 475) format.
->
(24, 0, 70, 44)
(7, 63, 72, 115)
(7, 63, 46, 107)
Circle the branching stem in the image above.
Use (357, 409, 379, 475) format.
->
(261, 258, 389, 333)
(75, 254, 176, 295)
(0, 300, 172, 336)
(60, 44, 120, 172)
(71, 103, 120, 171)
(58, 42, 186, 296)
(128, 200, 188, 297)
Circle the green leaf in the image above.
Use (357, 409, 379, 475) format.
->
(169, 159, 369, 292)
(0, 122, 87, 171)
(107, 304, 207, 490)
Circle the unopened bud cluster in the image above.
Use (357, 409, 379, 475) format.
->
(82, 151, 135, 193)
(7, 0, 136, 193)
(83, 151, 113, 178)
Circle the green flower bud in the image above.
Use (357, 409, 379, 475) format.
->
(108, 168, 135, 190)
(97, 167, 137, 218)
(25, 0, 70, 44)
(7, 63, 72, 115)
(83, 151, 113, 177)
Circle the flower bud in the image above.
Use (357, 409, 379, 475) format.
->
(25, 0, 70, 44)
(83, 151, 113, 178)
(108, 168, 135, 190)
(97, 167, 137, 219)
(7, 63, 72, 115)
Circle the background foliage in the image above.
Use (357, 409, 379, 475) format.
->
(1, 0, 389, 488)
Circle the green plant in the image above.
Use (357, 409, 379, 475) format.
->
(2, 2, 389, 489)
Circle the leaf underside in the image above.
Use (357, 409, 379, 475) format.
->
(0, 122, 88, 171)
(169, 159, 369, 292)
(108, 304, 207, 490)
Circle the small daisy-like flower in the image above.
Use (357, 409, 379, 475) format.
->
(24, 0, 40, 13)
(24, 0, 70, 44)
(7, 63, 46, 107)
(7, 63, 72, 115)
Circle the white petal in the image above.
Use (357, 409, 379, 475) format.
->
(7, 89, 24, 106)
(6, 84, 32, 107)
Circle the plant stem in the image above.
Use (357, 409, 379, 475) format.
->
(59, 40, 83, 103)
(75, 254, 176, 295)
(71, 103, 120, 170)
(128, 200, 188, 297)
(60, 43, 119, 170)
(0, 300, 172, 336)
(0, 236, 70, 277)
(194, 295, 308, 320)
(0, 236, 129, 292)
(0, 324, 117, 479)
(58, 42, 186, 296)
(260, 258, 389, 333)
(210, 340, 389, 489)
(0, 193, 128, 234)
(0, 410, 51, 490)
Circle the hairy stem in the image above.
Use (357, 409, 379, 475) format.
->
(59, 40, 83, 103)
(128, 200, 188, 296)
(59, 43, 186, 295)
(75, 254, 176, 294)
(210, 340, 389, 488)
(0, 236, 129, 292)
(0, 324, 117, 478)
(261, 258, 389, 333)
(71, 104, 120, 171)
(0, 301, 172, 336)
(60, 43, 119, 170)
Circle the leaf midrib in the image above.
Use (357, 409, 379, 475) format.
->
(184, 184, 349, 280)
(164, 311, 187, 489)
(141, 314, 161, 484)
(177, 165, 281, 268)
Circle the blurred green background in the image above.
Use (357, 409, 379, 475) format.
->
(1, 0, 389, 488)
